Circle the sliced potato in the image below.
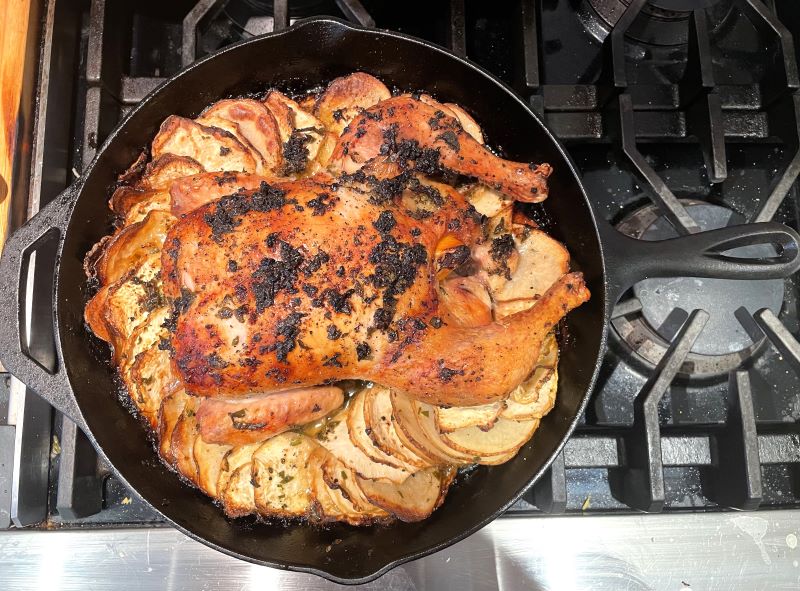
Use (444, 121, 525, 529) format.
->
(264, 91, 326, 168)
(347, 388, 419, 472)
(493, 298, 537, 318)
(440, 417, 540, 458)
(138, 154, 204, 189)
(507, 330, 558, 408)
(170, 396, 201, 483)
(495, 229, 570, 305)
(196, 113, 269, 174)
(97, 255, 162, 352)
(127, 346, 178, 426)
(504, 368, 558, 420)
(314, 72, 391, 135)
(310, 448, 377, 525)
(123, 190, 171, 225)
(118, 305, 169, 374)
(465, 185, 510, 218)
(444, 102, 484, 144)
(363, 386, 431, 470)
(158, 390, 188, 465)
(198, 98, 283, 174)
(151, 115, 257, 173)
(434, 401, 503, 433)
(251, 433, 319, 518)
(319, 452, 388, 518)
(95, 209, 173, 285)
(309, 452, 346, 522)
(390, 391, 473, 464)
(217, 442, 261, 497)
(355, 467, 453, 522)
(317, 410, 412, 483)
(221, 462, 256, 517)
(193, 436, 231, 497)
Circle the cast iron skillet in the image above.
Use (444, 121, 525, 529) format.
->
(1, 17, 800, 584)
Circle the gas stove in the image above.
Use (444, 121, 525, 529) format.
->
(2, 0, 800, 584)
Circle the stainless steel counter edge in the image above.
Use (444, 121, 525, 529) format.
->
(2, 511, 800, 590)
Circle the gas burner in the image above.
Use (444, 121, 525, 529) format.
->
(226, 0, 337, 26)
(611, 200, 779, 378)
(581, 0, 730, 46)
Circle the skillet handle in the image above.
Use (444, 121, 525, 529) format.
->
(0, 184, 88, 433)
(600, 220, 800, 306)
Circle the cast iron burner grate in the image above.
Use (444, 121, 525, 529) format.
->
(3, 0, 800, 529)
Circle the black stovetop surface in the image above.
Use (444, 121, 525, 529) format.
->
(4, 0, 800, 529)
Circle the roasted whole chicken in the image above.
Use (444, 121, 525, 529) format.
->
(85, 73, 589, 524)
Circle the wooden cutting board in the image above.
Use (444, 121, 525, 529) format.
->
(0, 0, 33, 250)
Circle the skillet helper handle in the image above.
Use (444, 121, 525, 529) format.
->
(600, 221, 800, 305)
(0, 185, 87, 432)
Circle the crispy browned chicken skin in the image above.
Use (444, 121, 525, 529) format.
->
(161, 178, 588, 406)
(329, 96, 552, 203)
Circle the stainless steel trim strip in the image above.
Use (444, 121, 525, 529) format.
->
(2, 511, 800, 590)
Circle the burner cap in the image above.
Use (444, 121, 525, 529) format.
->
(649, 0, 722, 9)
(632, 203, 783, 356)
(584, 0, 731, 46)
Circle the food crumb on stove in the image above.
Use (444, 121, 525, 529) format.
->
(122, 497, 132, 505)
(50, 435, 61, 458)
(581, 495, 591, 511)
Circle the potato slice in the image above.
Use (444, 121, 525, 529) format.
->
(347, 388, 419, 472)
(221, 463, 256, 517)
(158, 390, 188, 465)
(116, 302, 168, 375)
(251, 433, 319, 518)
(390, 391, 472, 464)
(505, 368, 558, 418)
(151, 115, 257, 173)
(196, 114, 270, 175)
(507, 331, 558, 407)
(319, 452, 388, 518)
(95, 209, 173, 285)
(495, 229, 570, 304)
(127, 346, 178, 427)
(193, 436, 231, 497)
(95, 255, 161, 352)
(198, 98, 284, 174)
(355, 467, 453, 522)
(138, 154, 204, 189)
(314, 72, 391, 136)
(434, 401, 503, 433)
(309, 452, 346, 522)
(363, 387, 430, 470)
(440, 417, 540, 458)
(465, 185, 510, 218)
(263, 91, 326, 168)
(123, 190, 171, 225)
(444, 102, 484, 144)
(170, 397, 201, 483)
(309, 449, 378, 525)
(217, 442, 260, 496)
(317, 410, 411, 483)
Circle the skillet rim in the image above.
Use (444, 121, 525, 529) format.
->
(58, 15, 610, 583)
